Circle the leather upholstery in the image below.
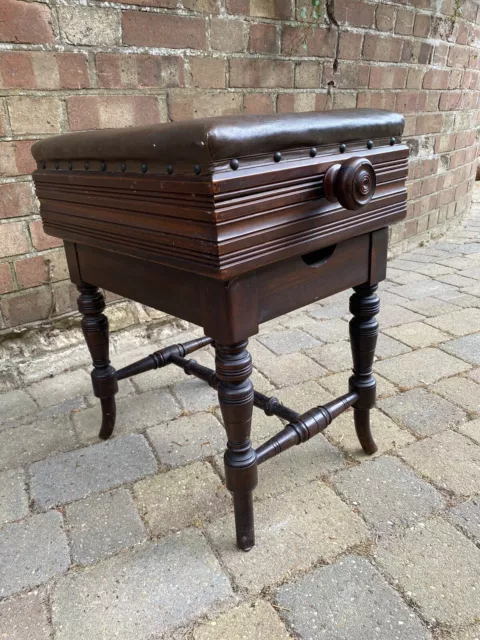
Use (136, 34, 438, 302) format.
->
(32, 109, 404, 166)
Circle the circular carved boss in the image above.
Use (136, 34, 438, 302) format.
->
(323, 157, 376, 211)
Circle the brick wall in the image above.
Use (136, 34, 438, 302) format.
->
(0, 0, 479, 331)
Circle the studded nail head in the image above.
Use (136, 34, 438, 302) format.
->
(340, 144, 346, 153)
(390, 137, 396, 146)
(167, 164, 173, 174)
(194, 164, 201, 175)
(367, 140, 373, 150)
(68, 162, 72, 171)
(230, 158, 239, 170)
(84, 162, 89, 171)
(141, 163, 148, 174)
(41, 161, 46, 169)
(274, 151, 282, 162)
(310, 147, 317, 158)
(121, 163, 126, 172)
(101, 162, 106, 172)
(55, 162, 59, 170)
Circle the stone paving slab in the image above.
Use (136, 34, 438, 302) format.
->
(0, 592, 51, 640)
(376, 332, 412, 359)
(378, 388, 467, 436)
(276, 555, 432, 640)
(0, 390, 37, 429)
(448, 498, 480, 545)
(51, 528, 234, 640)
(28, 369, 93, 408)
(0, 469, 28, 526)
(0, 511, 70, 598)
(172, 377, 219, 413)
(134, 461, 231, 536)
(386, 280, 456, 301)
(308, 340, 353, 372)
(384, 321, 450, 349)
(374, 348, 470, 388)
(333, 456, 445, 537)
(206, 482, 369, 594)
(441, 624, 480, 640)
(458, 417, 480, 444)
(30, 433, 157, 509)
(399, 430, 480, 496)
(320, 370, 397, 398)
(275, 379, 334, 411)
(0, 415, 77, 472)
(441, 334, 480, 366)
(303, 317, 350, 343)
(257, 328, 320, 355)
(192, 600, 293, 640)
(375, 517, 480, 626)
(66, 488, 147, 565)
(426, 308, 480, 337)
(254, 351, 328, 387)
(431, 377, 480, 415)
(399, 297, 461, 317)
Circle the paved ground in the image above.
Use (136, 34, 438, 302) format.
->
(1, 192, 480, 640)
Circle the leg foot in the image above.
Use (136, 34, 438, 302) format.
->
(77, 284, 118, 439)
(216, 341, 257, 551)
(349, 284, 379, 455)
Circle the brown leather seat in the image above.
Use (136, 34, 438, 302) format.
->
(31, 109, 404, 174)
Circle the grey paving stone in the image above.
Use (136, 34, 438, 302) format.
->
(333, 456, 445, 536)
(441, 334, 480, 366)
(303, 318, 350, 343)
(30, 434, 157, 509)
(0, 469, 28, 526)
(276, 555, 432, 640)
(255, 352, 328, 387)
(326, 408, 415, 459)
(275, 379, 334, 412)
(0, 511, 69, 598)
(385, 268, 431, 285)
(438, 273, 479, 288)
(192, 600, 292, 640)
(134, 462, 231, 536)
(435, 291, 480, 309)
(468, 367, 480, 384)
(432, 377, 480, 415)
(458, 417, 480, 444)
(0, 390, 37, 428)
(389, 280, 457, 301)
(172, 377, 219, 413)
(28, 369, 93, 408)
(308, 340, 352, 372)
(147, 411, 225, 467)
(426, 308, 480, 337)
(400, 430, 480, 496)
(376, 332, 412, 359)
(377, 304, 426, 328)
(206, 482, 369, 594)
(374, 348, 470, 389)
(0, 592, 51, 640)
(66, 488, 147, 565)
(73, 388, 180, 445)
(0, 415, 77, 472)
(449, 498, 480, 545)
(440, 623, 480, 640)
(379, 388, 467, 436)
(257, 328, 319, 355)
(319, 370, 397, 398)
(400, 297, 461, 317)
(308, 300, 348, 319)
(375, 517, 480, 626)
(389, 260, 454, 277)
(384, 322, 450, 348)
(51, 528, 234, 640)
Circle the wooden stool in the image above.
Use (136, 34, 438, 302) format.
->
(31, 109, 408, 551)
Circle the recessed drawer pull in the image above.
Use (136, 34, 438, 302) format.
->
(302, 244, 337, 267)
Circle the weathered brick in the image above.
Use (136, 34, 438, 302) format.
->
(168, 90, 242, 120)
(0, 0, 54, 44)
(370, 65, 408, 89)
(210, 18, 246, 52)
(123, 12, 206, 49)
(96, 54, 184, 89)
(59, 6, 120, 46)
(0, 222, 28, 258)
(295, 61, 321, 88)
(243, 92, 275, 113)
(14, 141, 37, 176)
(230, 58, 293, 88)
(0, 183, 32, 220)
(414, 12, 431, 37)
(30, 220, 62, 251)
(338, 31, 363, 59)
(363, 34, 403, 62)
(335, 0, 375, 27)
(0, 263, 14, 294)
(249, 0, 293, 19)
(189, 57, 226, 89)
(14, 255, 48, 288)
(0, 52, 89, 90)
(249, 22, 277, 53)
(8, 97, 63, 135)
(1, 286, 53, 327)
(282, 24, 337, 56)
(375, 4, 395, 31)
(67, 95, 160, 131)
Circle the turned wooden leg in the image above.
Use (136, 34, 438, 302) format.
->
(216, 341, 257, 551)
(349, 284, 379, 455)
(77, 284, 118, 440)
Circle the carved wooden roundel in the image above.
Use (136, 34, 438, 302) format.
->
(324, 157, 376, 211)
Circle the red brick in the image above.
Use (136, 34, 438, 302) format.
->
(334, 0, 375, 27)
(226, 0, 249, 14)
(249, 0, 293, 19)
(0, 52, 90, 90)
(0, 143, 18, 177)
(0, 0, 54, 44)
(395, 9, 415, 35)
(67, 95, 160, 131)
(406, 68, 424, 89)
(376, 4, 395, 31)
(324, 62, 370, 89)
(0, 222, 28, 258)
(425, 91, 440, 111)
(1, 286, 53, 327)
(277, 92, 317, 113)
(30, 220, 63, 251)
(338, 32, 363, 60)
(0, 107, 7, 137)
(15, 255, 49, 288)
(439, 90, 462, 110)
(369, 66, 407, 90)
(249, 23, 277, 53)
(243, 93, 275, 114)
(432, 42, 449, 66)
(282, 25, 336, 57)
(416, 114, 443, 135)
(414, 13, 431, 37)
(15, 141, 36, 176)
(396, 91, 426, 114)
(402, 40, 432, 65)
(332, 92, 356, 109)
(183, 0, 220, 12)
(448, 45, 470, 68)
(423, 68, 449, 89)
(8, 96, 63, 135)
(230, 59, 293, 88)
(96, 54, 184, 89)
(122, 12, 206, 49)
(0, 183, 33, 219)
(104, 0, 176, 7)
(189, 57, 226, 88)
(363, 34, 403, 62)
(358, 91, 398, 111)
(0, 263, 14, 294)
(448, 69, 463, 89)
(168, 90, 243, 120)
(211, 18, 246, 52)
(295, 62, 321, 88)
